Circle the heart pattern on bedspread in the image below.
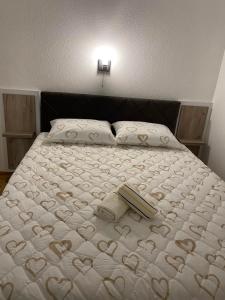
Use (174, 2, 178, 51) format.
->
(0, 133, 225, 300)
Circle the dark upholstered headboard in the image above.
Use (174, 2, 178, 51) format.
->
(41, 92, 180, 133)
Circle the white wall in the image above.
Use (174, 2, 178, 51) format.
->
(208, 51, 225, 180)
(0, 0, 225, 100)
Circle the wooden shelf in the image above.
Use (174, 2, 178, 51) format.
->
(2, 132, 35, 139)
(179, 139, 205, 146)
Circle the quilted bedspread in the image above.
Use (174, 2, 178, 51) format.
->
(1, 133, 225, 300)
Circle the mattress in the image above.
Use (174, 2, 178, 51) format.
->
(0, 133, 225, 300)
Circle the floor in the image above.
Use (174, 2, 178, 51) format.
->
(0, 172, 12, 194)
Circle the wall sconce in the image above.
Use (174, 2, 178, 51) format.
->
(94, 46, 116, 87)
(97, 59, 111, 74)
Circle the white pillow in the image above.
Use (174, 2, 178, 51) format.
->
(47, 119, 115, 145)
(113, 121, 183, 149)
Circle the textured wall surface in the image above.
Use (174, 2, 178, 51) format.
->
(0, 0, 225, 100)
(208, 51, 225, 180)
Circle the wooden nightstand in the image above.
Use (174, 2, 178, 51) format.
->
(176, 104, 210, 160)
(2, 94, 36, 169)
(0, 171, 13, 194)
(179, 139, 205, 157)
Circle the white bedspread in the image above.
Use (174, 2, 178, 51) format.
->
(0, 133, 225, 300)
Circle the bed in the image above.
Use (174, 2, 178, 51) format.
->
(0, 92, 225, 300)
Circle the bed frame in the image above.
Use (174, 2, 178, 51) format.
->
(40, 92, 180, 133)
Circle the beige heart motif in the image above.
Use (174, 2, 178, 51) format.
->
(97, 240, 118, 257)
(103, 182, 117, 191)
(49, 240, 72, 259)
(149, 224, 171, 238)
(89, 162, 100, 168)
(18, 212, 33, 224)
(0, 282, 14, 300)
(137, 134, 149, 145)
(90, 174, 102, 181)
(198, 171, 210, 177)
(193, 177, 202, 185)
(137, 239, 156, 253)
(165, 255, 185, 273)
(119, 175, 127, 182)
(46, 277, 73, 300)
(126, 126, 137, 133)
(122, 253, 140, 273)
(161, 184, 174, 192)
(62, 174, 73, 181)
(147, 128, 157, 134)
(194, 273, 220, 299)
(164, 211, 177, 222)
(65, 130, 78, 139)
(72, 257, 93, 274)
(13, 182, 27, 189)
(6, 199, 19, 208)
(56, 124, 65, 130)
(78, 182, 91, 190)
(175, 239, 196, 254)
(128, 210, 142, 222)
(160, 136, 170, 145)
(118, 136, 128, 144)
(174, 171, 184, 177)
(76, 224, 96, 240)
(153, 170, 160, 176)
(159, 210, 167, 219)
(205, 254, 225, 270)
(150, 192, 165, 201)
(73, 200, 88, 210)
(136, 183, 147, 191)
(25, 257, 47, 277)
(189, 225, 206, 237)
(114, 224, 131, 237)
(103, 276, 125, 299)
(101, 168, 110, 175)
(32, 174, 42, 181)
(170, 201, 184, 209)
(39, 162, 47, 168)
(32, 225, 54, 237)
(111, 163, 121, 169)
(133, 164, 145, 171)
(60, 162, 72, 169)
(56, 192, 73, 201)
(88, 132, 99, 141)
(0, 224, 10, 237)
(159, 165, 169, 171)
(139, 174, 149, 181)
(2, 190, 9, 197)
(43, 182, 59, 190)
(97, 157, 108, 164)
(40, 200, 56, 211)
(6, 240, 27, 256)
(151, 277, 169, 300)
(91, 191, 106, 200)
(55, 209, 73, 222)
(181, 192, 195, 201)
(25, 191, 40, 199)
